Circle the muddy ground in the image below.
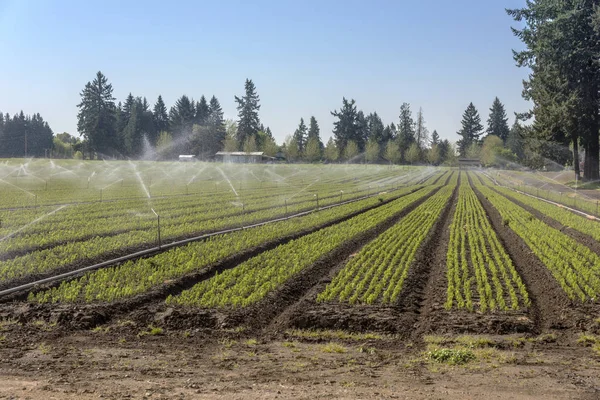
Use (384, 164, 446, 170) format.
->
(1, 320, 600, 400)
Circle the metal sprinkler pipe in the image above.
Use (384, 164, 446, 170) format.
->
(151, 208, 161, 248)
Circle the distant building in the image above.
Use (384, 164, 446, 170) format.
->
(215, 152, 274, 163)
(178, 155, 196, 162)
(458, 158, 481, 169)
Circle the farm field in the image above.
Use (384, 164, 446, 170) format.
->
(1, 160, 600, 398)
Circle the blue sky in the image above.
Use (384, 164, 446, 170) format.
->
(0, 0, 529, 144)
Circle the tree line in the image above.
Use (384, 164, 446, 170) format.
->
(0, 111, 54, 158)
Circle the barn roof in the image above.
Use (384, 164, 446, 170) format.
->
(215, 152, 265, 156)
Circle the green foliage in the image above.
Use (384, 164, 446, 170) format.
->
(445, 176, 530, 312)
(76, 71, 118, 158)
(25, 169, 436, 304)
(235, 79, 261, 146)
(486, 97, 510, 143)
(427, 348, 476, 365)
(318, 175, 457, 305)
(475, 178, 600, 302)
(456, 103, 483, 157)
(166, 185, 439, 308)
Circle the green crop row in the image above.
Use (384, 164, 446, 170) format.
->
(163, 180, 452, 309)
(27, 184, 440, 304)
(487, 185, 600, 243)
(473, 178, 600, 302)
(445, 176, 530, 312)
(316, 174, 457, 305)
(2, 173, 439, 284)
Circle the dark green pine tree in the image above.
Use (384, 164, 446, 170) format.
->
(207, 95, 226, 154)
(123, 99, 144, 157)
(235, 79, 261, 146)
(195, 95, 210, 126)
(293, 118, 308, 154)
(431, 130, 440, 146)
(76, 71, 118, 158)
(506, 120, 525, 161)
(139, 97, 157, 146)
(456, 103, 483, 157)
(307, 116, 323, 149)
(486, 97, 510, 143)
(122, 93, 135, 124)
(331, 97, 359, 154)
(382, 123, 396, 144)
(397, 103, 415, 158)
(152, 95, 169, 134)
(265, 126, 274, 139)
(169, 95, 196, 137)
(508, 1, 600, 180)
(28, 113, 53, 157)
(366, 112, 385, 146)
(438, 139, 452, 163)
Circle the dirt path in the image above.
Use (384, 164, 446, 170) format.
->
(0, 326, 599, 400)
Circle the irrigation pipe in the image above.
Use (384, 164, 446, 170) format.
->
(482, 171, 599, 221)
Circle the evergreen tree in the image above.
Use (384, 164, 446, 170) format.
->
(153, 95, 169, 134)
(414, 107, 429, 149)
(508, 1, 600, 180)
(486, 97, 510, 143)
(169, 95, 195, 137)
(122, 93, 135, 122)
(456, 103, 483, 157)
(235, 79, 261, 145)
(382, 123, 396, 144)
(195, 95, 210, 125)
(507, 120, 525, 161)
(431, 130, 440, 146)
(397, 103, 415, 159)
(76, 71, 118, 158)
(438, 139, 452, 164)
(307, 116, 323, 150)
(356, 111, 368, 151)
(206, 96, 226, 155)
(265, 126, 274, 139)
(293, 118, 308, 155)
(366, 112, 385, 146)
(123, 100, 143, 156)
(331, 98, 359, 155)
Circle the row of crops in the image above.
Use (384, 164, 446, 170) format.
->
(8, 161, 600, 329)
(445, 177, 529, 312)
(0, 170, 410, 257)
(28, 180, 444, 304)
(473, 175, 600, 302)
(317, 174, 458, 305)
(0, 161, 423, 208)
(2, 168, 436, 285)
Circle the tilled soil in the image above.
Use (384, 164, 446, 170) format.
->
(0, 322, 600, 399)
